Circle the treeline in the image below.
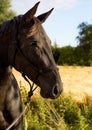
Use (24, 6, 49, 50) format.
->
(52, 45, 91, 66)
(52, 22, 92, 66)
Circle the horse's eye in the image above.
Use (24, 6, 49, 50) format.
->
(31, 41, 37, 47)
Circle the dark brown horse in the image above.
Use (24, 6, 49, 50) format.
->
(0, 2, 62, 130)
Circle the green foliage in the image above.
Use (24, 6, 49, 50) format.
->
(51, 46, 61, 63)
(77, 22, 92, 46)
(52, 45, 77, 66)
(58, 46, 75, 65)
(76, 22, 92, 66)
(20, 85, 92, 130)
(52, 43, 92, 66)
(0, 0, 16, 23)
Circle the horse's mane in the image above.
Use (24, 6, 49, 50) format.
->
(0, 15, 22, 34)
(0, 15, 22, 40)
(0, 20, 14, 39)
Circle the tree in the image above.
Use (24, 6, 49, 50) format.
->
(0, 0, 16, 23)
(76, 22, 92, 66)
(77, 22, 92, 46)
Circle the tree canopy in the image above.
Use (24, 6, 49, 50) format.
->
(0, 0, 16, 23)
(77, 22, 92, 65)
(77, 22, 92, 46)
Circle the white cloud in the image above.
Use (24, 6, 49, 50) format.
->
(42, 0, 79, 10)
(11, 0, 79, 15)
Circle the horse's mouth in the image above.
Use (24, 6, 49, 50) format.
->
(40, 89, 49, 98)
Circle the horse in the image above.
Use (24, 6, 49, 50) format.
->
(0, 2, 63, 130)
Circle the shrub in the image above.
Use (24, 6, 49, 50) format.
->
(20, 84, 92, 130)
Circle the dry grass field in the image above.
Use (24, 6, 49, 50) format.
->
(13, 66, 92, 103)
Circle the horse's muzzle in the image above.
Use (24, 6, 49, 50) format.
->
(40, 82, 63, 99)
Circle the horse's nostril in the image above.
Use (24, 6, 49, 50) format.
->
(52, 85, 59, 97)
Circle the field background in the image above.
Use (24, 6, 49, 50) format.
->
(13, 66, 92, 103)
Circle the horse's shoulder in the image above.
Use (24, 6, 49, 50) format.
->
(11, 73, 19, 90)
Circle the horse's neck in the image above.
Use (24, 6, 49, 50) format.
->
(0, 19, 16, 66)
(0, 21, 13, 90)
(0, 65, 12, 111)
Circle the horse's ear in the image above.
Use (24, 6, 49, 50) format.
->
(23, 2, 40, 21)
(37, 8, 54, 23)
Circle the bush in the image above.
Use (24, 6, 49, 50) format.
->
(20, 85, 92, 130)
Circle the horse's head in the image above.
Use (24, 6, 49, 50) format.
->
(14, 2, 63, 99)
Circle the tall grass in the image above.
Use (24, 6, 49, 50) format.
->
(20, 84, 92, 130)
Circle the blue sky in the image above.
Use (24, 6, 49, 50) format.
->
(11, 0, 92, 47)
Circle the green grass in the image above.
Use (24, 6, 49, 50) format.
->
(20, 84, 92, 130)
